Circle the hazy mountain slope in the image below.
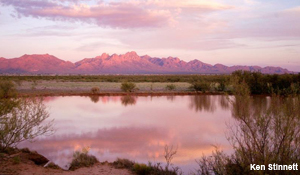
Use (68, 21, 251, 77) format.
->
(0, 52, 292, 74)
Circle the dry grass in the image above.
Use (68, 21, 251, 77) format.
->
(15, 80, 191, 95)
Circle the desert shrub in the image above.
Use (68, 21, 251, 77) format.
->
(190, 81, 210, 92)
(195, 148, 230, 175)
(21, 147, 31, 153)
(217, 80, 226, 91)
(0, 81, 19, 116)
(112, 157, 180, 175)
(165, 84, 176, 91)
(131, 162, 179, 175)
(133, 145, 180, 175)
(0, 81, 17, 99)
(12, 155, 21, 164)
(113, 158, 135, 169)
(46, 162, 60, 169)
(91, 87, 100, 94)
(121, 82, 136, 92)
(69, 148, 98, 170)
(133, 163, 152, 175)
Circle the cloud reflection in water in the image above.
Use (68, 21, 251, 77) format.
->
(19, 95, 233, 172)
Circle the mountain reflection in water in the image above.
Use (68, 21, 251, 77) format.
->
(18, 95, 236, 173)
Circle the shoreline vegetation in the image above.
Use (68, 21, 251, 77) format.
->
(1, 71, 300, 174)
(1, 71, 300, 97)
(0, 147, 180, 175)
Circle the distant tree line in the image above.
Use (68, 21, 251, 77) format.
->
(0, 74, 228, 83)
(231, 70, 300, 95)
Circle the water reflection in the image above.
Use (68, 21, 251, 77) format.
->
(166, 95, 176, 102)
(218, 95, 230, 110)
(21, 127, 169, 169)
(19, 95, 233, 173)
(89, 95, 100, 103)
(189, 95, 216, 112)
(231, 95, 271, 120)
(121, 96, 137, 106)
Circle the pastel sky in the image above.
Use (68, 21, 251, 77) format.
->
(0, 0, 299, 71)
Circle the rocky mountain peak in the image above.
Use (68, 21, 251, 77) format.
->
(0, 52, 293, 74)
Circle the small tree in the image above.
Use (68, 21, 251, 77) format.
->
(0, 98, 53, 151)
(164, 145, 177, 170)
(0, 81, 53, 151)
(121, 82, 136, 92)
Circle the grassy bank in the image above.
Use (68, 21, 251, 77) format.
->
(14, 81, 197, 96)
(2, 71, 300, 96)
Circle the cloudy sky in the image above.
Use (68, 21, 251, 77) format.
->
(0, 0, 299, 71)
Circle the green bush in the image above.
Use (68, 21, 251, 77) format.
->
(46, 162, 60, 169)
(190, 81, 210, 92)
(12, 156, 21, 164)
(0, 81, 17, 99)
(133, 163, 152, 175)
(112, 158, 179, 175)
(165, 84, 176, 91)
(113, 158, 135, 169)
(91, 87, 100, 94)
(217, 80, 226, 91)
(69, 148, 98, 170)
(0, 81, 19, 116)
(121, 82, 136, 92)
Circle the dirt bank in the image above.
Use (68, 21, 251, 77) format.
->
(0, 148, 133, 175)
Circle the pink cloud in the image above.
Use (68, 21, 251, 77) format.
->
(1, 0, 231, 28)
(0, 0, 173, 28)
(147, 0, 233, 11)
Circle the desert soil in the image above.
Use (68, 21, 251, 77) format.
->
(1, 162, 133, 175)
(0, 149, 133, 175)
(1, 157, 133, 175)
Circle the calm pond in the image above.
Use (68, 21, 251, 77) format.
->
(19, 95, 242, 173)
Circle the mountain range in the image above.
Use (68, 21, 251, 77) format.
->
(0, 51, 292, 74)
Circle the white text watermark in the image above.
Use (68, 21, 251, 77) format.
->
(250, 163, 298, 171)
